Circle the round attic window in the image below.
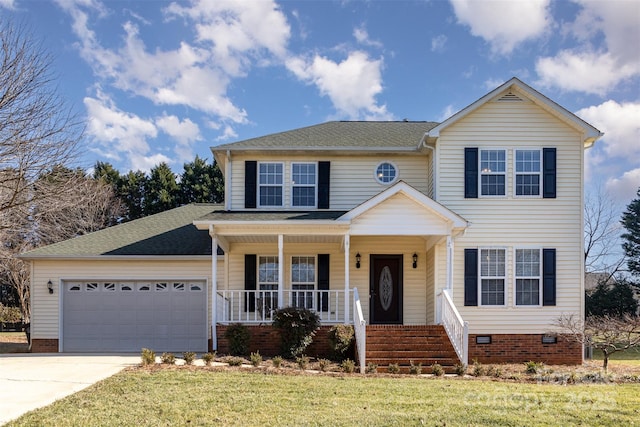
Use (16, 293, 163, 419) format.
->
(375, 162, 398, 184)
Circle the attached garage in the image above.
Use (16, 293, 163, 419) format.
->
(62, 280, 207, 352)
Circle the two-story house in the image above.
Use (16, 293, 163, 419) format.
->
(23, 78, 601, 369)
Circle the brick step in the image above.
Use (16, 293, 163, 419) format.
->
(367, 346, 454, 354)
(367, 358, 459, 369)
(366, 337, 450, 346)
(367, 329, 448, 336)
(374, 365, 459, 374)
(366, 350, 457, 359)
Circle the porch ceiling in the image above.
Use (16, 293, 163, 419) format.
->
(223, 235, 344, 244)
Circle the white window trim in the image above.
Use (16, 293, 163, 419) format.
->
(513, 148, 542, 198)
(479, 148, 507, 198)
(290, 255, 317, 289)
(290, 162, 318, 208)
(257, 162, 284, 208)
(513, 247, 542, 307)
(258, 255, 279, 291)
(374, 160, 399, 185)
(478, 247, 507, 307)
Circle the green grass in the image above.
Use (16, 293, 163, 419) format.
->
(8, 368, 640, 426)
(592, 347, 640, 367)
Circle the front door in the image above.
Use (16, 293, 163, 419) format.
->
(370, 255, 403, 324)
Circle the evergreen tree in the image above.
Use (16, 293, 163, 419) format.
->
(621, 188, 640, 277)
(179, 156, 224, 204)
(120, 170, 147, 221)
(586, 279, 638, 317)
(144, 162, 179, 216)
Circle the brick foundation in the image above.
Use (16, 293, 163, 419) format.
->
(468, 334, 582, 365)
(30, 339, 59, 353)
(215, 325, 335, 358)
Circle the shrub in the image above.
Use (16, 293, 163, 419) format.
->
(487, 365, 503, 378)
(224, 323, 251, 356)
(317, 358, 331, 372)
(161, 352, 176, 365)
(202, 352, 216, 366)
(524, 360, 544, 375)
(0, 304, 22, 323)
(272, 356, 283, 368)
(454, 363, 466, 376)
(183, 352, 196, 365)
(225, 356, 244, 366)
(296, 355, 310, 370)
(388, 363, 400, 374)
(272, 307, 320, 358)
(250, 351, 262, 367)
(366, 362, 379, 374)
(140, 348, 155, 366)
(341, 359, 356, 373)
(430, 363, 443, 376)
(472, 359, 486, 377)
(409, 361, 423, 375)
(328, 324, 354, 360)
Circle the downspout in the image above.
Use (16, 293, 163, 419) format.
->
(225, 150, 232, 211)
(421, 135, 437, 200)
(210, 226, 218, 351)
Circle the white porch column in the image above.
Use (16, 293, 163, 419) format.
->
(210, 227, 218, 350)
(446, 235, 454, 290)
(278, 234, 284, 308)
(344, 234, 350, 323)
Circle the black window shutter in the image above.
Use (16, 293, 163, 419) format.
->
(318, 161, 330, 209)
(543, 148, 556, 198)
(464, 148, 478, 198)
(464, 248, 478, 306)
(317, 254, 330, 311)
(244, 254, 257, 311)
(245, 161, 257, 208)
(542, 248, 556, 306)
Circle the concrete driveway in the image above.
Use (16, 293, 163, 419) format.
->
(0, 353, 139, 425)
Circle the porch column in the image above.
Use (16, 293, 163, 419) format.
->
(344, 234, 350, 323)
(278, 234, 284, 308)
(446, 235, 453, 290)
(210, 227, 218, 350)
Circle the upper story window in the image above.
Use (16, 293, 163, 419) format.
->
(515, 248, 541, 306)
(515, 150, 541, 196)
(375, 161, 398, 184)
(258, 162, 283, 207)
(480, 149, 506, 196)
(480, 248, 506, 306)
(292, 163, 316, 207)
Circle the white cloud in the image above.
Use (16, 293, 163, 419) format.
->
(431, 35, 447, 53)
(354, 25, 383, 48)
(438, 104, 457, 122)
(0, 0, 16, 9)
(606, 168, 640, 204)
(155, 114, 202, 163)
(450, 0, 551, 55)
(130, 153, 174, 173)
(286, 51, 391, 120)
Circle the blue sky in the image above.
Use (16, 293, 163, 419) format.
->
(2, 0, 639, 206)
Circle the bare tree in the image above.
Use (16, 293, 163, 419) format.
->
(0, 19, 83, 230)
(554, 313, 640, 372)
(584, 187, 626, 276)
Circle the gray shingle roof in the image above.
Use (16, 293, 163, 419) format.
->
(212, 121, 439, 151)
(21, 204, 221, 258)
(196, 210, 348, 222)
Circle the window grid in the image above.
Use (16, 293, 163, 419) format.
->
(258, 256, 279, 291)
(258, 163, 283, 207)
(480, 150, 506, 196)
(515, 248, 541, 306)
(515, 150, 541, 196)
(375, 162, 397, 184)
(291, 256, 315, 309)
(292, 163, 316, 207)
(480, 248, 506, 306)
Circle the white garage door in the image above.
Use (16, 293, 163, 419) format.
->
(62, 280, 207, 352)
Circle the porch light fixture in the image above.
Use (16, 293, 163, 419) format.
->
(355, 253, 361, 269)
(412, 253, 418, 269)
(47, 280, 53, 294)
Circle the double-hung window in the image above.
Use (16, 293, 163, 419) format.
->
(480, 248, 506, 305)
(480, 149, 506, 196)
(258, 163, 283, 207)
(292, 163, 316, 207)
(515, 248, 541, 306)
(258, 256, 279, 312)
(291, 256, 315, 309)
(515, 150, 541, 196)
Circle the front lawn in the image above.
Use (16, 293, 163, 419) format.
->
(8, 367, 640, 426)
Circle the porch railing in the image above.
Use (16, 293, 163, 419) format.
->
(352, 287, 366, 374)
(216, 290, 349, 323)
(438, 289, 469, 366)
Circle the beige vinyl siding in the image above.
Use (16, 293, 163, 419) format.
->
(30, 259, 222, 340)
(425, 246, 436, 324)
(436, 99, 584, 334)
(229, 154, 430, 210)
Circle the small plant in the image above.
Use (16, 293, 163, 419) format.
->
(272, 356, 283, 368)
(487, 365, 503, 378)
(183, 352, 196, 365)
(317, 358, 331, 372)
(409, 361, 423, 375)
(250, 351, 262, 367)
(366, 362, 379, 374)
(388, 363, 400, 374)
(328, 324, 354, 360)
(341, 359, 356, 373)
(225, 356, 244, 366)
(272, 307, 321, 358)
(161, 352, 176, 365)
(296, 355, 310, 370)
(472, 359, 486, 377)
(454, 363, 466, 376)
(202, 352, 216, 366)
(140, 348, 155, 366)
(224, 323, 251, 356)
(524, 360, 544, 374)
(430, 363, 443, 376)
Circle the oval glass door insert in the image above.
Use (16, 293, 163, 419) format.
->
(379, 266, 393, 311)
